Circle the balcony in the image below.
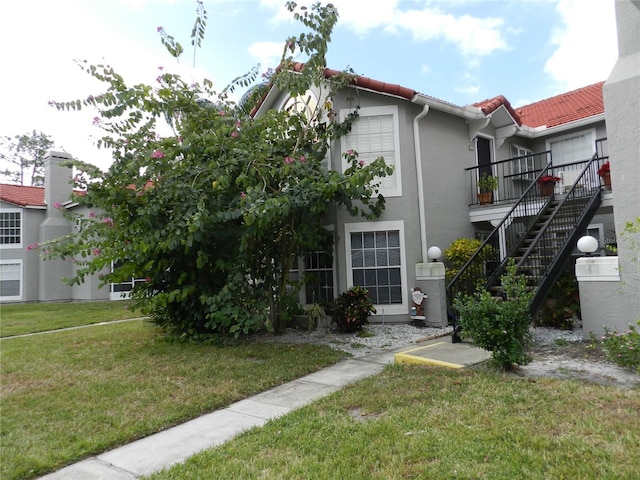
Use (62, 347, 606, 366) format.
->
(465, 138, 610, 210)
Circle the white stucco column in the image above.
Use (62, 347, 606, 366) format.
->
(575, 256, 630, 339)
(601, 0, 640, 335)
(415, 262, 447, 328)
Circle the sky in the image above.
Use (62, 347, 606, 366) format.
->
(0, 0, 618, 174)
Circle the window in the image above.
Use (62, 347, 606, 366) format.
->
(345, 221, 407, 315)
(0, 260, 22, 301)
(110, 261, 146, 300)
(511, 144, 535, 180)
(281, 91, 318, 120)
(340, 106, 402, 197)
(291, 250, 335, 305)
(1, 210, 22, 248)
(547, 130, 596, 166)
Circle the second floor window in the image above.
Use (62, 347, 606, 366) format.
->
(340, 105, 402, 197)
(1, 211, 22, 248)
(511, 144, 535, 179)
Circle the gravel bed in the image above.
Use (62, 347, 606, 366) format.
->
(258, 322, 638, 388)
(260, 323, 584, 358)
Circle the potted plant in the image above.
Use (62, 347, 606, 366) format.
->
(477, 173, 498, 205)
(598, 162, 611, 190)
(536, 175, 561, 196)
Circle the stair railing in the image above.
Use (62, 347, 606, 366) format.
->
(519, 155, 603, 312)
(447, 159, 555, 303)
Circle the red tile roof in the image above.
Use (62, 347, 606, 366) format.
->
(0, 184, 45, 206)
(473, 95, 522, 126)
(514, 81, 605, 128)
(258, 63, 603, 131)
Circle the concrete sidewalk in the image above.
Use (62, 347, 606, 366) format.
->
(38, 336, 489, 480)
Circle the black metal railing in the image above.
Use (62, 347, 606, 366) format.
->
(466, 151, 552, 206)
(448, 152, 607, 313)
(522, 157, 603, 312)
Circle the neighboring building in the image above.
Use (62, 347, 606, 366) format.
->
(1, 152, 109, 302)
(1, 79, 618, 319)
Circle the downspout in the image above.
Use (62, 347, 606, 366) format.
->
(412, 99, 430, 262)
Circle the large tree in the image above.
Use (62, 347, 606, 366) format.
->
(44, 1, 392, 338)
(0, 130, 55, 186)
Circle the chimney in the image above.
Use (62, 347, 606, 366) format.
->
(39, 151, 73, 301)
(44, 151, 73, 211)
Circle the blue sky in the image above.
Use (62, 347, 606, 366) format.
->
(0, 0, 617, 172)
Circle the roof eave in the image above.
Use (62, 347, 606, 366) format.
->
(516, 113, 606, 138)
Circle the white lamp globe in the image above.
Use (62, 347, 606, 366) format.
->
(427, 246, 442, 261)
(577, 235, 598, 254)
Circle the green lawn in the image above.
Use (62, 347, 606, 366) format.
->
(0, 300, 140, 337)
(0, 321, 348, 480)
(147, 365, 640, 480)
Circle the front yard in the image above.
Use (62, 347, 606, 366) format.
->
(0, 304, 347, 480)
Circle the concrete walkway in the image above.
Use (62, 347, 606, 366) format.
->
(37, 336, 489, 480)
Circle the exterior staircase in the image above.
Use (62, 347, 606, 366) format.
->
(447, 153, 605, 316)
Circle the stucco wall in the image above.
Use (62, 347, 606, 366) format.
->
(601, 0, 640, 328)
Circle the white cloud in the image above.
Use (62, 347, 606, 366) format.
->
(248, 42, 286, 70)
(260, 0, 508, 57)
(544, 0, 617, 90)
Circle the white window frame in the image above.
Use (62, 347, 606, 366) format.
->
(0, 259, 23, 301)
(546, 129, 596, 166)
(339, 105, 402, 197)
(511, 144, 535, 179)
(344, 220, 407, 315)
(0, 209, 23, 249)
(289, 226, 336, 305)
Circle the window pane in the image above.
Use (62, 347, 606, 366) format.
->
(0, 279, 20, 296)
(351, 250, 363, 268)
(390, 286, 402, 303)
(389, 268, 401, 285)
(364, 250, 376, 267)
(353, 269, 364, 286)
(388, 231, 400, 247)
(366, 287, 378, 304)
(363, 232, 375, 248)
(376, 249, 388, 266)
(375, 231, 387, 248)
(377, 287, 389, 304)
(350, 233, 362, 249)
(377, 269, 389, 286)
(365, 269, 377, 286)
(388, 248, 401, 266)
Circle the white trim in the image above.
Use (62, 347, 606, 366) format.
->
(0, 259, 23, 301)
(339, 105, 403, 197)
(0, 208, 23, 249)
(516, 113, 605, 138)
(344, 220, 408, 315)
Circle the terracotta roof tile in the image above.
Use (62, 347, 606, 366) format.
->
(473, 95, 522, 126)
(515, 81, 604, 128)
(0, 184, 45, 206)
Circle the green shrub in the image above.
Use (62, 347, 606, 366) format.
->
(445, 238, 483, 283)
(453, 260, 533, 369)
(600, 321, 640, 373)
(535, 272, 580, 330)
(331, 286, 376, 333)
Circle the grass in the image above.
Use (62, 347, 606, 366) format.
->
(0, 300, 139, 337)
(147, 365, 640, 480)
(0, 320, 348, 480)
